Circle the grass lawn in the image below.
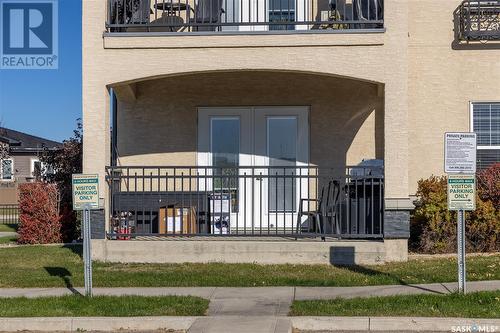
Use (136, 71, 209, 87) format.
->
(0, 224, 17, 232)
(0, 235, 17, 244)
(0, 245, 498, 288)
(290, 291, 500, 318)
(0, 295, 208, 317)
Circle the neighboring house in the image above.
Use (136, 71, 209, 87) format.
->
(83, 0, 500, 265)
(0, 128, 61, 204)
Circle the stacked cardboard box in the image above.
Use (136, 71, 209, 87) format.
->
(158, 207, 197, 234)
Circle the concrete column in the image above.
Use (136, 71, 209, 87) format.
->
(382, 0, 411, 240)
(83, 0, 110, 233)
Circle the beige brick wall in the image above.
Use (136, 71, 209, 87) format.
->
(85, 0, 500, 204)
(83, 0, 410, 207)
(0, 187, 18, 205)
(116, 72, 383, 171)
(408, 0, 500, 193)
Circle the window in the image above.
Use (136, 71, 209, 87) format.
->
(31, 159, 42, 178)
(1, 159, 13, 181)
(269, 0, 295, 31)
(471, 102, 500, 170)
(30, 159, 53, 178)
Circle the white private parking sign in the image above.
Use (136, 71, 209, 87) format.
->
(444, 132, 477, 174)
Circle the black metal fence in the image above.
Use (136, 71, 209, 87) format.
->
(457, 0, 500, 41)
(106, 166, 384, 239)
(106, 0, 384, 33)
(0, 204, 19, 225)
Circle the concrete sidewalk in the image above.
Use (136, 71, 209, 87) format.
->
(0, 281, 498, 332)
(1, 280, 499, 300)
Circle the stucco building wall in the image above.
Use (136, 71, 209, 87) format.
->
(407, 0, 500, 193)
(83, 0, 499, 249)
(117, 72, 383, 170)
(83, 0, 410, 201)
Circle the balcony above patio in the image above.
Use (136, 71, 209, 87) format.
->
(106, 0, 384, 34)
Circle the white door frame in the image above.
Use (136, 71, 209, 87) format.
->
(197, 106, 309, 233)
(254, 107, 309, 231)
(198, 107, 253, 231)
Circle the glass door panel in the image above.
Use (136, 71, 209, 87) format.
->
(211, 118, 240, 212)
(268, 117, 297, 212)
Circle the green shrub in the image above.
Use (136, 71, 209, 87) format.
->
(410, 168, 500, 254)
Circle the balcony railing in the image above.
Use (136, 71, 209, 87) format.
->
(457, 0, 500, 41)
(106, 0, 384, 33)
(106, 166, 384, 239)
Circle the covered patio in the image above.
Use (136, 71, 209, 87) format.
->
(107, 70, 385, 240)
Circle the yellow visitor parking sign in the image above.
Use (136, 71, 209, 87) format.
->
(72, 174, 100, 211)
(447, 174, 476, 211)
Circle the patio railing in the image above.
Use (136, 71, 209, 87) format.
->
(457, 0, 500, 41)
(106, 166, 384, 239)
(106, 0, 384, 33)
(0, 204, 19, 225)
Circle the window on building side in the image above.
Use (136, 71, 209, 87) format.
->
(471, 102, 500, 170)
(31, 159, 41, 178)
(1, 159, 13, 181)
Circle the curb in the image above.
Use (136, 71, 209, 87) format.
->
(0, 316, 198, 332)
(291, 316, 500, 332)
(1, 316, 499, 332)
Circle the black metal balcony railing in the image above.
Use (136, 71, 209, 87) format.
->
(457, 0, 500, 41)
(106, 0, 384, 33)
(106, 166, 384, 239)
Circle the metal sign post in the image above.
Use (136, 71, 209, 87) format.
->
(83, 207, 93, 297)
(444, 133, 476, 295)
(457, 209, 466, 294)
(447, 172, 476, 294)
(72, 174, 100, 298)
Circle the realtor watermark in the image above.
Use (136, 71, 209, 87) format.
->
(0, 0, 58, 69)
(451, 325, 499, 333)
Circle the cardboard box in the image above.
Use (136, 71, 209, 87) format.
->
(159, 207, 197, 234)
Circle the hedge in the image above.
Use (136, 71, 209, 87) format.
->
(410, 163, 500, 253)
(17, 182, 62, 244)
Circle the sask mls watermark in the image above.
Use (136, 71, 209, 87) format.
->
(452, 325, 499, 333)
(0, 0, 58, 69)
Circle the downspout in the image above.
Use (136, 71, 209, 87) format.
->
(110, 88, 118, 167)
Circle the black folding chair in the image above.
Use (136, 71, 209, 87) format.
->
(296, 180, 341, 237)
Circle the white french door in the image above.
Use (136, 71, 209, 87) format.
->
(223, 0, 308, 31)
(198, 106, 309, 233)
(253, 107, 309, 231)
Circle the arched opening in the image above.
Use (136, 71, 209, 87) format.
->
(108, 70, 385, 238)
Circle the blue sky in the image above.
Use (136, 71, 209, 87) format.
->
(0, 0, 82, 143)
